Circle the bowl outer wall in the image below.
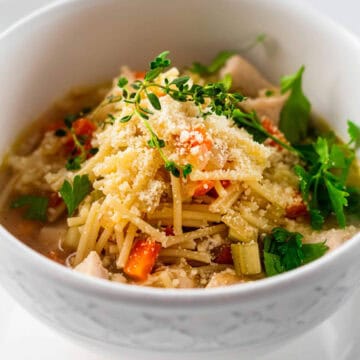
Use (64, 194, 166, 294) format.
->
(0, 0, 359, 356)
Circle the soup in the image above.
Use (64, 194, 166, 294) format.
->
(0, 51, 359, 288)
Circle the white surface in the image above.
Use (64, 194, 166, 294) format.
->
(0, 0, 359, 359)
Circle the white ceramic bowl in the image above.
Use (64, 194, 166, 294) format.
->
(0, 1, 359, 359)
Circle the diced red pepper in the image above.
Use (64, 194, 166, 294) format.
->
(48, 192, 63, 208)
(124, 239, 162, 281)
(220, 180, 231, 188)
(286, 202, 308, 219)
(64, 138, 76, 155)
(164, 225, 175, 236)
(212, 244, 233, 264)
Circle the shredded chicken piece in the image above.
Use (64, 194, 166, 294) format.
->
(305, 226, 358, 251)
(240, 92, 288, 125)
(219, 55, 274, 97)
(75, 251, 109, 279)
(206, 269, 243, 288)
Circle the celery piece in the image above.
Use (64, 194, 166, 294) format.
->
(62, 226, 80, 251)
(231, 242, 262, 276)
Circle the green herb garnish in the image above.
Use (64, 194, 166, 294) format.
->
(279, 66, 311, 144)
(348, 120, 360, 150)
(263, 227, 328, 276)
(11, 195, 48, 222)
(59, 174, 91, 216)
(190, 50, 236, 76)
(346, 186, 360, 219)
(294, 122, 359, 229)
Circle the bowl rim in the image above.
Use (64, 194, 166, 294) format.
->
(0, 0, 360, 307)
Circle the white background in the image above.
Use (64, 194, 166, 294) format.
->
(0, 1, 360, 359)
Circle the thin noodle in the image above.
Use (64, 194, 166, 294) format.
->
(171, 174, 183, 235)
(74, 202, 100, 265)
(117, 223, 137, 268)
(95, 227, 113, 254)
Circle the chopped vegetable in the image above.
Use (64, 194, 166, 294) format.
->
(261, 117, 288, 150)
(134, 71, 146, 79)
(263, 227, 328, 277)
(59, 175, 92, 216)
(62, 227, 81, 251)
(231, 242, 261, 276)
(10, 195, 48, 222)
(72, 117, 96, 138)
(212, 244, 233, 264)
(285, 201, 308, 219)
(279, 66, 311, 144)
(124, 238, 161, 281)
(193, 180, 215, 197)
(228, 227, 247, 242)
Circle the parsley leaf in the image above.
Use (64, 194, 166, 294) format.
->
(11, 195, 48, 222)
(346, 186, 360, 219)
(263, 252, 284, 277)
(348, 120, 360, 150)
(279, 66, 311, 144)
(59, 175, 91, 216)
(302, 242, 328, 264)
(190, 50, 235, 76)
(263, 227, 328, 276)
(309, 208, 325, 230)
(296, 135, 353, 229)
(325, 178, 349, 228)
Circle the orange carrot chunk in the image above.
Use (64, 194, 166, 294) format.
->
(193, 180, 215, 197)
(124, 239, 161, 281)
(261, 117, 288, 150)
(134, 71, 146, 79)
(72, 117, 96, 137)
